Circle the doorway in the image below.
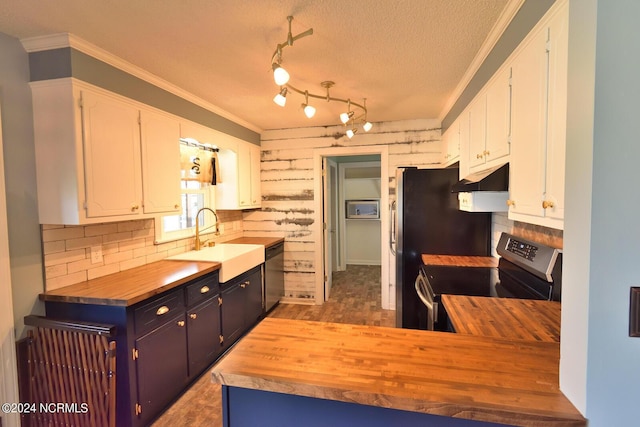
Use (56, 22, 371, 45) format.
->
(313, 146, 390, 310)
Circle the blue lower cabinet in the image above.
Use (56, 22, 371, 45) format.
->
(222, 386, 513, 427)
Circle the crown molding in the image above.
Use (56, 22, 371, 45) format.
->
(438, 0, 525, 122)
(20, 33, 262, 134)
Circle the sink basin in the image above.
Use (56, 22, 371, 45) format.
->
(167, 244, 264, 283)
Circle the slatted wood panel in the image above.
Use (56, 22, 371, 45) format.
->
(248, 120, 443, 302)
(212, 318, 586, 427)
(25, 322, 116, 427)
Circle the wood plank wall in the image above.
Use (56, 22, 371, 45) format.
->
(243, 119, 442, 303)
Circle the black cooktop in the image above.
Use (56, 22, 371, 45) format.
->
(420, 259, 552, 301)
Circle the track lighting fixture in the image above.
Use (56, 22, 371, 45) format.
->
(270, 16, 373, 135)
(273, 87, 288, 107)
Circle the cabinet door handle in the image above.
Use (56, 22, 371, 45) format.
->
(476, 153, 483, 159)
(484, 150, 490, 156)
(174, 204, 180, 209)
(506, 199, 515, 207)
(240, 283, 246, 288)
(131, 204, 139, 211)
(177, 320, 185, 327)
(542, 200, 555, 209)
(156, 306, 169, 316)
(189, 313, 197, 320)
(200, 286, 210, 294)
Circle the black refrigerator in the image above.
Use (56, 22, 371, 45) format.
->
(393, 166, 491, 329)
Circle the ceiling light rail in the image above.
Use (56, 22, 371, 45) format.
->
(270, 16, 372, 137)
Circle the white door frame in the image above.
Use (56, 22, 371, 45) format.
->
(313, 145, 390, 309)
(0, 102, 20, 427)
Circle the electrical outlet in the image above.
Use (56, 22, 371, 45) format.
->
(90, 245, 103, 264)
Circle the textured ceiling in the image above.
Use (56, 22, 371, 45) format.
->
(0, 0, 512, 132)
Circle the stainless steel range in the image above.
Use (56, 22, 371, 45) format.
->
(416, 232, 562, 331)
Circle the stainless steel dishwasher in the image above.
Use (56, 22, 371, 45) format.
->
(264, 242, 284, 313)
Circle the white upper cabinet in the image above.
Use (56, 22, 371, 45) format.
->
(508, 1, 568, 230)
(468, 67, 511, 172)
(468, 93, 487, 169)
(442, 119, 460, 166)
(485, 66, 512, 166)
(81, 89, 143, 218)
(30, 78, 182, 224)
(216, 140, 262, 210)
(140, 109, 182, 214)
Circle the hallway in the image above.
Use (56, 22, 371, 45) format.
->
(152, 264, 394, 426)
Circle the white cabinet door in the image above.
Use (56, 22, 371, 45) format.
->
(140, 109, 182, 214)
(249, 144, 262, 207)
(544, 4, 569, 222)
(468, 95, 487, 169)
(509, 27, 548, 219)
(485, 66, 512, 164)
(458, 109, 471, 179)
(441, 120, 460, 166)
(237, 143, 261, 208)
(508, 1, 568, 230)
(237, 143, 252, 208)
(81, 90, 143, 218)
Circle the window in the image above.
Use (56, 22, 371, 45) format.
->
(155, 181, 217, 244)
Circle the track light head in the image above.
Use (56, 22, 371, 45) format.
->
(272, 63, 290, 86)
(340, 111, 354, 124)
(346, 128, 357, 139)
(363, 121, 373, 132)
(273, 87, 288, 107)
(303, 104, 316, 118)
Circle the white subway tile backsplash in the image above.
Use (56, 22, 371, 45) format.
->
(42, 226, 85, 242)
(41, 215, 243, 290)
(46, 272, 88, 291)
(87, 263, 120, 280)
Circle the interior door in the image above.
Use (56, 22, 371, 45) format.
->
(322, 157, 334, 301)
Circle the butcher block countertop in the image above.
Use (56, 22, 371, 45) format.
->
(442, 295, 561, 343)
(421, 254, 498, 267)
(39, 260, 219, 306)
(211, 318, 585, 427)
(225, 236, 284, 248)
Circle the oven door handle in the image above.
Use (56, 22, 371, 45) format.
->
(415, 271, 436, 330)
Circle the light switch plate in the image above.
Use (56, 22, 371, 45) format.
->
(90, 245, 103, 264)
(630, 287, 640, 337)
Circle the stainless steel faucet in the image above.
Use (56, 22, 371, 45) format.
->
(194, 207, 219, 250)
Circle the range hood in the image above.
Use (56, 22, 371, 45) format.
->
(451, 163, 509, 193)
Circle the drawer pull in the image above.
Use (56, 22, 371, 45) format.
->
(190, 313, 197, 320)
(156, 306, 169, 316)
(200, 286, 210, 294)
(177, 320, 185, 327)
(542, 200, 555, 209)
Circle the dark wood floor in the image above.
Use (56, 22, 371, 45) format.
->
(151, 264, 394, 427)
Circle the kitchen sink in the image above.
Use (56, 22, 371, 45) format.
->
(167, 244, 264, 283)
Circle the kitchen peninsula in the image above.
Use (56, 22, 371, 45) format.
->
(211, 317, 585, 427)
